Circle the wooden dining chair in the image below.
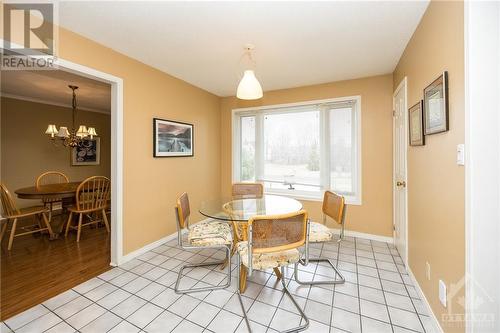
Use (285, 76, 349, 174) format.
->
(0, 183, 54, 250)
(36, 171, 69, 221)
(236, 210, 310, 332)
(231, 182, 263, 197)
(174, 192, 233, 294)
(65, 176, 110, 242)
(294, 190, 346, 285)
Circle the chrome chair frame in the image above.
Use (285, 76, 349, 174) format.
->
(173, 207, 232, 295)
(237, 218, 310, 333)
(294, 196, 346, 286)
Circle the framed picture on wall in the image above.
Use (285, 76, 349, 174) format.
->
(153, 118, 194, 157)
(423, 71, 449, 135)
(71, 138, 101, 165)
(409, 100, 425, 146)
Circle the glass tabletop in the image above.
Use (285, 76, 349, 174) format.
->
(199, 195, 303, 222)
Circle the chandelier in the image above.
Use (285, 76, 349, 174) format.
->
(45, 85, 98, 147)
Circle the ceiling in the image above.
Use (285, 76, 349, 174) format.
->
(58, 1, 429, 97)
(1, 70, 111, 113)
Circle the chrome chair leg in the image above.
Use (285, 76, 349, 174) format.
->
(237, 256, 309, 332)
(294, 241, 345, 286)
(175, 245, 232, 294)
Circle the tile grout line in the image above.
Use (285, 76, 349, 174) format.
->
(355, 237, 363, 332)
(388, 243, 427, 333)
(369, 239, 396, 333)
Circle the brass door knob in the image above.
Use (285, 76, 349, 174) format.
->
(396, 181, 406, 187)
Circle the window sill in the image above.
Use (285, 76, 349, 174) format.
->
(265, 190, 362, 206)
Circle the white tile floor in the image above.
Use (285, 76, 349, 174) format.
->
(2, 236, 437, 333)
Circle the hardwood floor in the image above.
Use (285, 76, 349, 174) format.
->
(0, 214, 111, 320)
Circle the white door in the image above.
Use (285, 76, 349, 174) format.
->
(393, 78, 408, 265)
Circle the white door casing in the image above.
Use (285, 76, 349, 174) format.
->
(393, 77, 408, 265)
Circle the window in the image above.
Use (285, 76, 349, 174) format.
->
(233, 97, 362, 204)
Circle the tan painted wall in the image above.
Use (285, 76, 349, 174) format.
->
(393, 1, 465, 331)
(55, 28, 221, 254)
(220, 75, 394, 237)
(1, 98, 111, 208)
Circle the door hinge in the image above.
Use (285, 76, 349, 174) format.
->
(392, 110, 396, 117)
(393, 225, 396, 231)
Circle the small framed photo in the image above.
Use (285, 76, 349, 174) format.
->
(153, 118, 194, 157)
(409, 101, 425, 146)
(424, 71, 449, 135)
(72, 138, 100, 165)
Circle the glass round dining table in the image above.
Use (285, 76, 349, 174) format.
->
(200, 194, 303, 291)
(199, 194, 303, 222)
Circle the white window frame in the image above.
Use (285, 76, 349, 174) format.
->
(232, 96, 362, 205)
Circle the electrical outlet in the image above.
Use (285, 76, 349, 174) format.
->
(439, 280, 447, 307)
(426, 262, 431, 280)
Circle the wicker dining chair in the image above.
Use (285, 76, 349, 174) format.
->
(231, 182, 263, 197)
(236, 210, 310, 333)
(36, 171, 69, 221)
(294, 190, 346, 285)
(0, 183, 54, 250)
(65, 176, 110, 242)
(174, 192, 232, 294)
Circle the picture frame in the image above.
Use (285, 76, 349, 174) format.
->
(409, 100, 425, 146)
(71, 137, 101, 166)
(153, 118, 194, 157)
(423, 71, 449, 135)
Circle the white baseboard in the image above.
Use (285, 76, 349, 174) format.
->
(115, 218, 212, 266)
(407, 267, 443, 333)
(328, 227, 394, 244)
(114, 232, 178, 266)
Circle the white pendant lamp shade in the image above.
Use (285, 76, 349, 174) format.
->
(237, 70, 263, 100)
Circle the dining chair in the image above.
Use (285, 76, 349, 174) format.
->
(0, 183, 54, 250)
(174, 192, 233, 294)
(36, 171, 69, 221)
(236, 210, 310, 332)
(64, 176, 110, 242)
(231, 182, 263, 197)
(294, 190, 346, 285)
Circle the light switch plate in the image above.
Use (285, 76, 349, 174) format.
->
(457, 144, 465, 165)
(439, 280, 447, 307)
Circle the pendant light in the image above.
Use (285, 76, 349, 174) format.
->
(237, 44, 263, 100)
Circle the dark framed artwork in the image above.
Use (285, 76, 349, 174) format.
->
(424, 71, 449, 135)
(153, 118, 194, 157)
(71, 138, 101, 165)
(409, 100, 425, 146)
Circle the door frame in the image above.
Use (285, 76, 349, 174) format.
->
(392, 77, 409, 266)
(55, 58, 124, 266)
(0, 40, 124, 265)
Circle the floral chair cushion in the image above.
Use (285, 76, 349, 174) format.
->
(237, 241, 300, 270)
(188, 220, 232, 247)
(309, 222, 334, 243)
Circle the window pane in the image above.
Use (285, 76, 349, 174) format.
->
(263, 111, 320, 191)
(330, 107, 354, 194)
(240, 116, 255, 181)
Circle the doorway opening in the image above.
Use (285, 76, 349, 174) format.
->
(0, 57, 123, 320)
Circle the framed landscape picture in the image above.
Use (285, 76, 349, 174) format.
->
(153, 118, 194, 157)
(409, 101, 425, 146)
(71, 138, 100, 165)
(424, 71, 449, 135)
